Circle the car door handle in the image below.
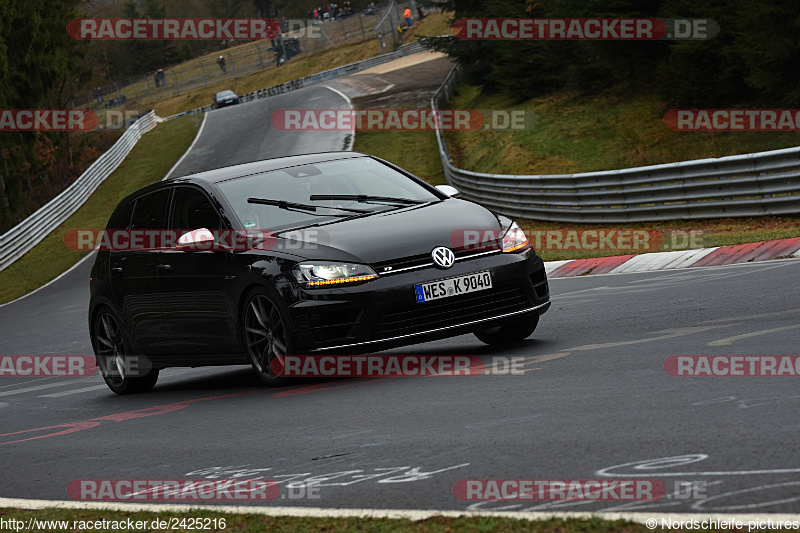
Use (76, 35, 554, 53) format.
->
(111, 267, 123, 275)
(157, 264, 171, 273)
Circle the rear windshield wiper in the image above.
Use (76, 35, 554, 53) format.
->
(247, 197, 370, 215)
(309, 194, 425, 206)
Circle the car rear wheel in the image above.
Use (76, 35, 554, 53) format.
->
(243, 289, 294, 387)
(93, 308, 159, 395)
(474, 315, 539, 345)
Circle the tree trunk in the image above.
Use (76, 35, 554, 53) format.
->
(0, 149, 10, 211)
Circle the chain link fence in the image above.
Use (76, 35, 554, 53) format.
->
(72, 3, 415, 128)
(374, 0, 416, 52)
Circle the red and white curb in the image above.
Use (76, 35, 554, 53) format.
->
(544, 237, 800, 278)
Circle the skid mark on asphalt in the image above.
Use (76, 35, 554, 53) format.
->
(0, 377, 398, 445)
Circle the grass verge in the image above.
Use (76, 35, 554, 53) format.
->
(0, 508, 669, 532)
(0, 115, 202, 305)
(518, 216, 800, 262)
(355, 130, 446, 186)
(445, 85, 800, 174)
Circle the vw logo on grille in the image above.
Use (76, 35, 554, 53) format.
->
(431, 246, 455, 269)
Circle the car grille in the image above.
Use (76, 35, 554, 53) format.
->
(373, 248, 500, 274)
(370, 286, 530, 340)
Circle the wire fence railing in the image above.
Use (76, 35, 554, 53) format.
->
(432, 66, 800, 223)
(163, 39, 430, 121)
(73, 3, 414, 129)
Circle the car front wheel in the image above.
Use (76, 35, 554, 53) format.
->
(93, 308, 159, 395)
(474, 315, 539, 345)
(243, 289, 295, 387)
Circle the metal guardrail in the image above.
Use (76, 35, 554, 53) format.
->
(432, 66, 800, 222)
(0, 111, 158, 270)
(163, 39, 429, 121)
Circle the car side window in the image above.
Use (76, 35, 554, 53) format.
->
(169, 187, 223, 231)
(108, 200, 135, 230)
(130, 189, 170, 230)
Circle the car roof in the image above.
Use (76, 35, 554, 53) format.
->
(166, 151, 372, 184)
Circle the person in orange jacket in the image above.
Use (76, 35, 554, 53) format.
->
(403, 7, 412, 27)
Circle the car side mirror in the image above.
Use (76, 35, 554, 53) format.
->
(177, 228, 216, 251)
(436, 185, 460, 198)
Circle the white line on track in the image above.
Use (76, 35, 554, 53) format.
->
(323, 85, 354, 151)
(163, 111, 208, 181)
(0, 498, 798, 525)
(38, 384, 108, 397)
(0, 380, 91, 397)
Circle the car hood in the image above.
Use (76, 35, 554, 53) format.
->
(274, 198, 506, 264)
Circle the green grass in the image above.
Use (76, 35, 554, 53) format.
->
(0, 508, 672, 532)
(0, 115, 202, 305)
(517, 216, 800, 261)
(355, 82, 800, 261)
(445, 85, 800, 175)
(355, 130, 446, 185)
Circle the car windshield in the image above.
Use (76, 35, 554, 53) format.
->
(216, 90, 236, 98)
(217, 157, 440, 231)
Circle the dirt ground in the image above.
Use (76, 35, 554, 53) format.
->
(344, 53, 455, 109)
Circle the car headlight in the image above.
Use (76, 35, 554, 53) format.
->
(293, 262, 378, 287)
(502, 222, 530, 253)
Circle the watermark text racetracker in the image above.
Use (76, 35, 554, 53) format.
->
(0, 109, 97, 131)
(67, 479, 320, 501)
(272, 355, 526, 378)
(665, 356, 800, 377)
(68, 18, 281, 40)
(0, 355, 96, 377)
(453, 18, 719, 40)
(452, 229, 713, 252)
(453, 479, 667, 501)
(665, 109, 800, 131)
(64, 228, 323, 252)
(271, 109, 536, 131)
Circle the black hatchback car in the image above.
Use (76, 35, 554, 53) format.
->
(89, 152, 550, 394)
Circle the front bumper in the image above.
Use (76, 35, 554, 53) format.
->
(286, 250, 550, 353)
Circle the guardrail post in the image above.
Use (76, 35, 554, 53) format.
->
(171, 70, 179, 96)
(145, 79, 153, 104)
(359, 15, 365, 40)
(254, 42, 264, 68)
(197, 63, 207, 88)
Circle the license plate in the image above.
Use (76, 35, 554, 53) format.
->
(415, 271, 492, 303)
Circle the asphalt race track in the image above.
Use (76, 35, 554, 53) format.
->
(1, 79, 800, 514)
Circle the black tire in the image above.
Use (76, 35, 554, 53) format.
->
(474, 315, 539, 346)
(92, 307, 159, 395)
(243, 288, 295, 387)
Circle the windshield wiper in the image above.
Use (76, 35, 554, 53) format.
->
(247, 197, 370, 214)
(309, 194, 425, 206)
